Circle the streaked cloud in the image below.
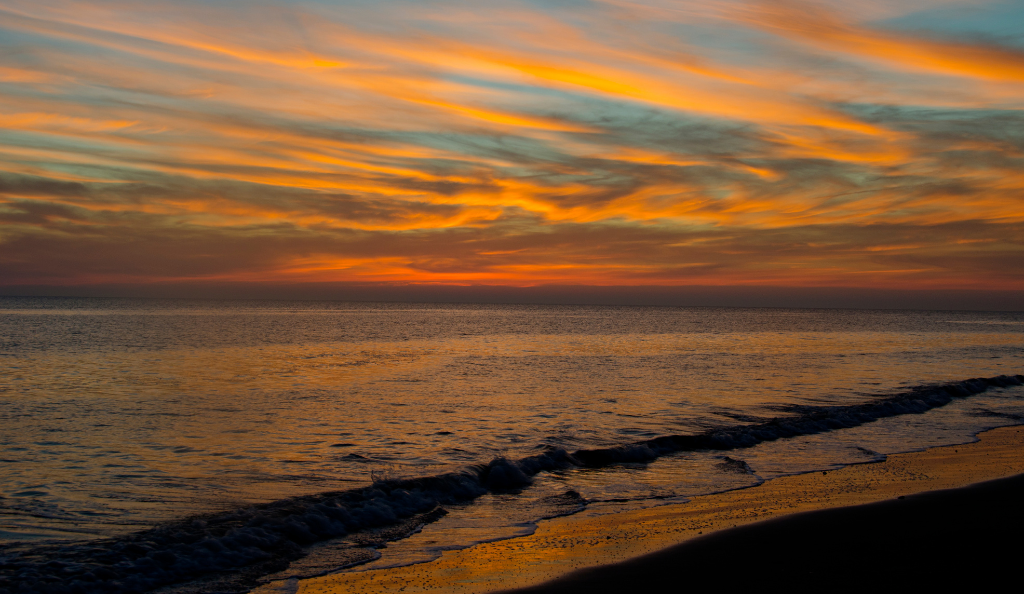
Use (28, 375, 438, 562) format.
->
(1, 0, 1022, 292)
(741, 0, 1024, 82)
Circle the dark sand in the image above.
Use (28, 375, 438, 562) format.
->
(286, 426, 1024, 594)
(507, 473, 1024, 592)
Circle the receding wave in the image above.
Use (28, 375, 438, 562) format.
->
(569, 375, 1023, 466)
(1, 374, 1020, 594)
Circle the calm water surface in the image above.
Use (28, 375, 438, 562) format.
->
(1, 298, 1022, 592)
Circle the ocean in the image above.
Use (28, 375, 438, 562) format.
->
(1, 297, 1022, 593)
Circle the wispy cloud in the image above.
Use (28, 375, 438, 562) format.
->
(1, 0, 1022, 291)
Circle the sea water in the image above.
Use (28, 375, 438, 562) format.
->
(1, 298, 1022, 593)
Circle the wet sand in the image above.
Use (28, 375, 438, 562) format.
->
(508, 471, 1024, 592)
(286, 425, 1024, 594)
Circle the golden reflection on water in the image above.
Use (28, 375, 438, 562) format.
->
(2, 304, 1022, 545)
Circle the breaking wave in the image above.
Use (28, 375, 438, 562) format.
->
(1, 374, 1020, 594)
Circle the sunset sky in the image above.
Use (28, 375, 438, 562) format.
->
(1, 0, 1023, 304)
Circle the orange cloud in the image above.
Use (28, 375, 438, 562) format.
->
(1, 0, 1022, 292)
(744, 0, 1024, 82)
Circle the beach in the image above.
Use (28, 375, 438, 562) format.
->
(4, 1, 1023, 591)
(510, 471, 1024, 592)
(3, 301, 1023, 594)
(287, 424, 1024, 594)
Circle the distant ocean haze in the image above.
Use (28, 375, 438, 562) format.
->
(1, 298, 1022, 592)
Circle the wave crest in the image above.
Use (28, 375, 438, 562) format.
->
(2, 374, 1020, 594)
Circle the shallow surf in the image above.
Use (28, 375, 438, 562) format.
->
(2, 298, 1022, 592)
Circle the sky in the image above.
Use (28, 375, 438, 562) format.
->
(1, 0, 1023, 306)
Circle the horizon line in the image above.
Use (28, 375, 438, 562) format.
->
(3, 282, 1023, 313)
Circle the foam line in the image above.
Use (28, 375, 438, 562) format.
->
(0, 374, 1019, 594)
(569, 375, 1024, 466)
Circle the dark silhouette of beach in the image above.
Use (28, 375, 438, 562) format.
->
(291, 426, 1024, 594)
(506, 473, 1024, 592)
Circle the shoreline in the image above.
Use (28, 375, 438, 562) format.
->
(277, 424, 1024, 594)
(507, 471, 1024, 592)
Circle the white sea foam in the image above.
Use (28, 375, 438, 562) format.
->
(3, 299, 1024, 593)
(1, 375, 1019, 594)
